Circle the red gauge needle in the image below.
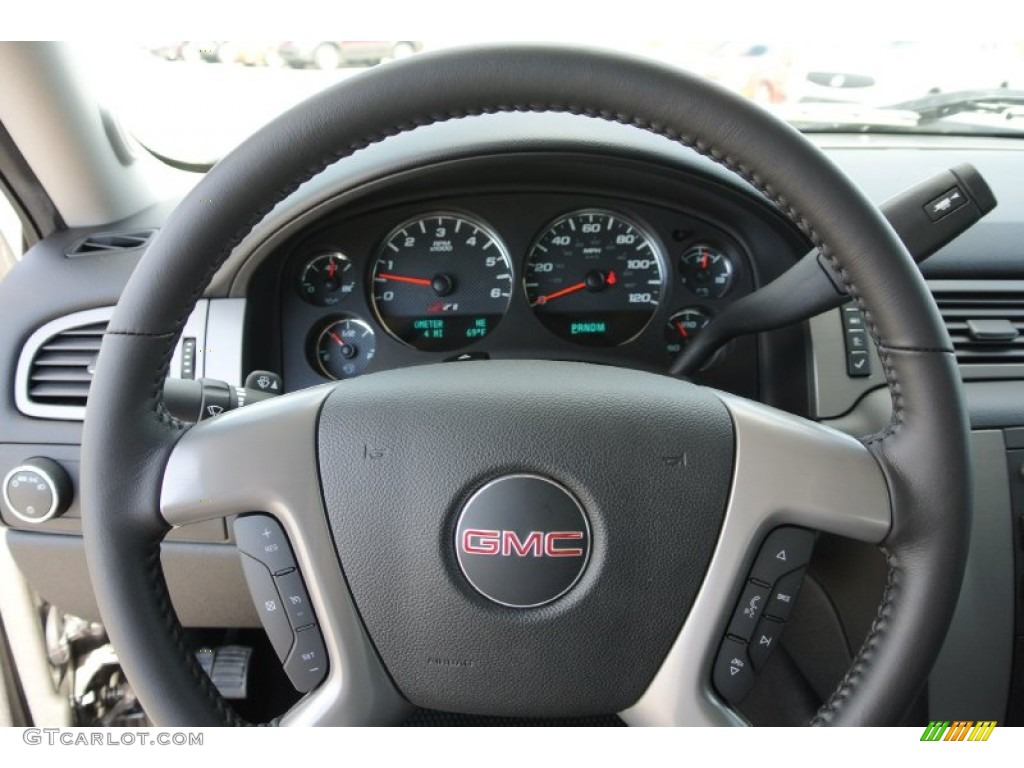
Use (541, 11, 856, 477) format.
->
(328, 331, 348, 348)
(327, 260, 338, 279)
(378, 272, 432, 287)
(675, 321, 689, 339)
(533, 281, 586, 305)
(606, 270, 617, 285)
(700, 251, 709, 270)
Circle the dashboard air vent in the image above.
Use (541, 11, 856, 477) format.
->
(27, 320, 108, 407)
(932, 288, 1024, 364)
(67, 229, 156, 256)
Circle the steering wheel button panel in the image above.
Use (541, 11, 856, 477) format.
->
(749, 527, 815, 587)
(712, 527, 813, 704)
(234, 514, 298, 575)
(238, 553, 295, 661)
(725, 581, 771, 642)
(765, 568, 807, 622)
(713, 637, 756, 705)
(748, 617, 785, 671)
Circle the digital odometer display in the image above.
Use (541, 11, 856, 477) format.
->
(371, 213, 513, 352)
(524, 209, 665, 346)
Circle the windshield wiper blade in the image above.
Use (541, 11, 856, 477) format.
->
(885, 89, 1024, 124)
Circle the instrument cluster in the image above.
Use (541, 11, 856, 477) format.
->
(276, 192, 757, 390)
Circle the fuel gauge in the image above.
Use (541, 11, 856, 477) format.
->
(298, 251, 356, 306)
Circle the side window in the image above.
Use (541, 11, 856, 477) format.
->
(0, 188, 23, 283)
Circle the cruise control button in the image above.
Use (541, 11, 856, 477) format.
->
(749, 617, 785, 671)
(285, 626, 328, 693)
(766, 568, 806, 622)
(713, 637, 755, 705)
(234, 515, 297, 575)
(750, 527, 815, 586)
(274, 569, 316, 629)
(726, 581, 771, 641)
(238, 553, 294, 661)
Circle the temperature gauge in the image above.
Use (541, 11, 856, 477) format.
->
(298, 251, 356, 306)
(311, 317, 377, 380)
(679, 245, 734, 299)
(665, 308, 712, 357)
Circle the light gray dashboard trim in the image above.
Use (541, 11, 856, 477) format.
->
(203, 299, 245, 386)
(809, 307, 886, 420)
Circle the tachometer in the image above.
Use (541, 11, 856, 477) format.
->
(524, 209, 665, 346)
(371, 213, 512, 352)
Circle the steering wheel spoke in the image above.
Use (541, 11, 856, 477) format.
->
(717, 393, 891, 543)
(622, 394, 891, 726)
(160, 385, 410, 725)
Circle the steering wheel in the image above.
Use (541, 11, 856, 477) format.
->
(80, 45, 970, 726)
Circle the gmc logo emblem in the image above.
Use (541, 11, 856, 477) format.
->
(461, 528, 585, 558)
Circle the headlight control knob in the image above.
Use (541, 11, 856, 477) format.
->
(2, 458, 72, 524)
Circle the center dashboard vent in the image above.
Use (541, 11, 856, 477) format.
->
(66, 229, 156, 256)
(932, 285, 1024, 365)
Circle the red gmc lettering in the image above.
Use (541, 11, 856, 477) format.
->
(462, 529, 500, 555)
(543, 531, 584, 557)
(502, 530, 542, 557)
(461, 529, 584, 558)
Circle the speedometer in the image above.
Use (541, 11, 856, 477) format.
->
(371, 213, 513, 352)
(524, 209, 664, 346)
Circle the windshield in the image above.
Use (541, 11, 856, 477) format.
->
(96, 40, 1024, 168)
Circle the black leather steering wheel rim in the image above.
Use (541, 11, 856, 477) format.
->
(81, 44, 971, 726)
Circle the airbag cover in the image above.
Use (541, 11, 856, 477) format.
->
(317, 360, 733, 716)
